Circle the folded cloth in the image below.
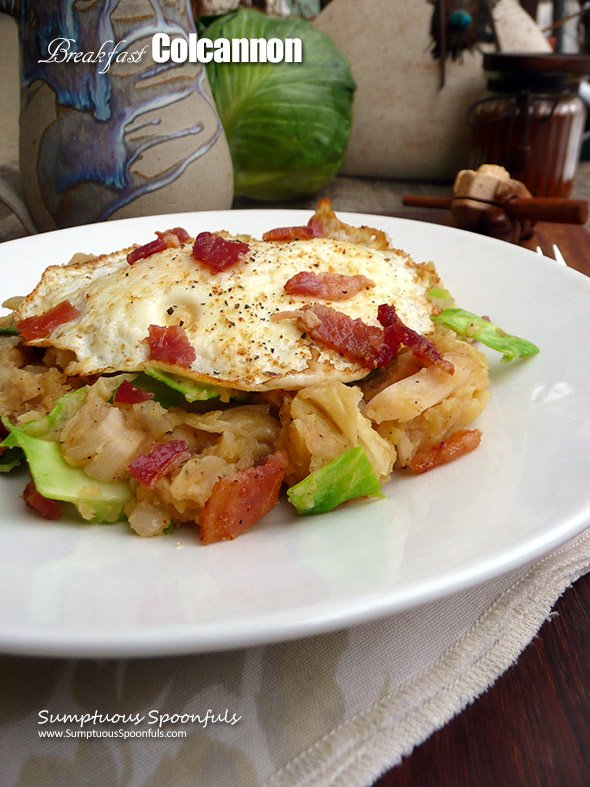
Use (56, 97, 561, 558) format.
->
(1, 527, 589, 787)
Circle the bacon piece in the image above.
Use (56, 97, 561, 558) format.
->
(22, 480, 62, 520)
(263, 226, 314, 242)
(127, 227, 190, 265)
(309, 199, 389, 249)
(157, 226, 191, 243)
(274, 304, 397, 369)
(199, 451, 289, 545)
(113, 380, 154, 405)
(284, 271, 375, 301)
(144, 324, 196, 368)
(377, 304, 454, 375)
(407, 429, 482, 474)
(192, 232, 250, 273)
(262, 218, 324, 242)
(127, 237, 166, 265)
(16, 300, 80, 341)
(307, 218, 324, 238)
(128, 440, 191, 488)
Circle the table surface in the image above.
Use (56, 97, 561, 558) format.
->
(379, 571, 590, 787)
(1, 166, 589, 786)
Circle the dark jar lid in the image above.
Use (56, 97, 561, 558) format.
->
(482, 52, 590, 92)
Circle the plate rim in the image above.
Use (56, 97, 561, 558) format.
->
(1, 503, 589, 659)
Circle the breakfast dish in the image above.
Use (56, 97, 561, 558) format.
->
(0, 202, 537, 545)
(1, 210, 589, 657)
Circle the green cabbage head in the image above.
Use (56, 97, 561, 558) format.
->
(203, 8, 356, 201)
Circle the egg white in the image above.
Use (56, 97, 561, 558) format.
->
(15, 236, 438, 391)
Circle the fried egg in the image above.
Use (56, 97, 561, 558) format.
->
(14, 236, 438, 391)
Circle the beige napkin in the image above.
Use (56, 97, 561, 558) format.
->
(1, 527, 589, 787)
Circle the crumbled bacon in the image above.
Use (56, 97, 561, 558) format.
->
(407, 430, 482, 474)
(307, 218, 324, 237)
(308, 199, 389, 249)
(262, 219, 324, 242)
(16, 300, 80, 341)
(144, 324, 196, 368)
(128, 440, 191, 488)
(192, 232, 250, 273)
(284, 271, 375, 301)
(127, 227, 191, 265)
(127, 238, 166, 264)
(199, 451, 289, 545)
(273, 304, 397, 369)
(113, 380, 155, 405)
(157, 227, 191, 243)
(377, 304, 454, 375)
(274, 302, 451, 372)
(263, 226, 313, 242)
(22, 480, 62, 520)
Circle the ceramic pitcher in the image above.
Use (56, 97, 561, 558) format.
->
(0, 0, 233, 231)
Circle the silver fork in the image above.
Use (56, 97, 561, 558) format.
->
(535, 244, 567, 266)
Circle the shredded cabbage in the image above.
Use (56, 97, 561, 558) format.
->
(432, 308, 539, 363)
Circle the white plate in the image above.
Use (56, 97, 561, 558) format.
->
(0, 210, 589, 658)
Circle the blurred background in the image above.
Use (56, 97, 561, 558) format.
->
(3, 0, 590, 231)
(5, 0, 590, 175)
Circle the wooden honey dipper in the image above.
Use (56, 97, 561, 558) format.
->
(403, 165, 588, 244)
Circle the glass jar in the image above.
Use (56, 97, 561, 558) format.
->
(468, 53, 590, 197)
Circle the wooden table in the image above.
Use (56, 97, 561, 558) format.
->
(377, 573, 590, 786)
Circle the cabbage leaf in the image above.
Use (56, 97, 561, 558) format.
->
(2, 417, 131, 523)
(432, 308, 539, 363)
(287, 446, 384, 515)
(203, 8, 355, 200)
